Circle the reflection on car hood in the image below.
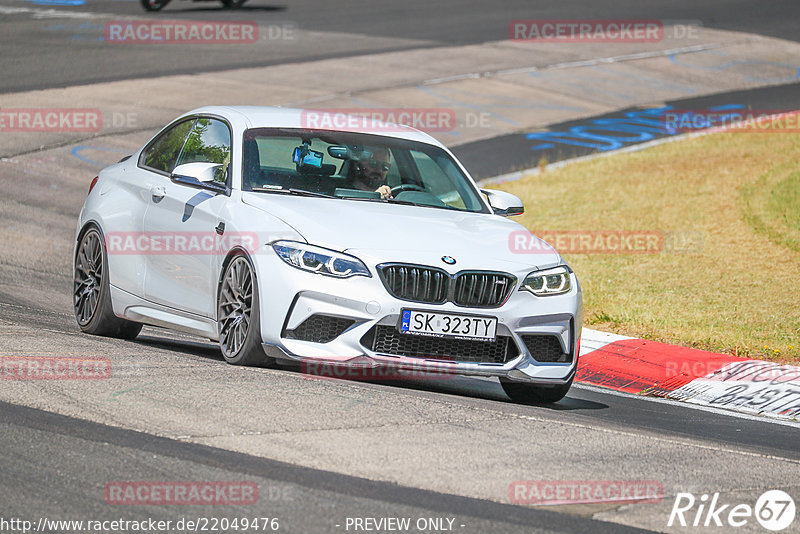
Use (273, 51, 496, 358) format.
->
(241, 193, 561, 271)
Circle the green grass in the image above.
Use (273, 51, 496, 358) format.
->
(495, 129, 800, 362)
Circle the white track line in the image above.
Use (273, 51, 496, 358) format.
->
(0, 5, 113, 19)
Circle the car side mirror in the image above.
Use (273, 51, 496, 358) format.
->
(171, 162, 227, 193)
(481, 189, 524, 216)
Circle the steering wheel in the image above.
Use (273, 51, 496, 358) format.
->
(391, 183, 426, 195)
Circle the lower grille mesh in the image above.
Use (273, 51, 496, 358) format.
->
(284, 315, 355, 344)
(521, 335, 571, 363)
(365, 325, 516, 364)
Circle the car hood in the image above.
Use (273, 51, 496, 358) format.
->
(241, 193, 561, 271)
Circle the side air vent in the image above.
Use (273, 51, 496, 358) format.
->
(520, 335, 571, 363)
(284, 315, 355, 344)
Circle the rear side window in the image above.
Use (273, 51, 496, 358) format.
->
(141, 119, 194, 173)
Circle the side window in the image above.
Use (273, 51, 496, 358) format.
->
(411, 150, 457, 195)
(141, 120, 194, 173)
(176, 118, 232, 184)
(410, 150, 478, 210)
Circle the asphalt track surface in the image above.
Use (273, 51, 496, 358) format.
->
(454, 81, 800, 179)
(1, 0, 799, 93)
(0, 402, 650, 534)
(1, 1, 800, 533)
(0, 401, 652, 534)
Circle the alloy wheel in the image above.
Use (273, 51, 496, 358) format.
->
(218, 257, 254, 358)
(73, 230, 103, 326)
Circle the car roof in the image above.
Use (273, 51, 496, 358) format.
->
(181, 105, 448, 148)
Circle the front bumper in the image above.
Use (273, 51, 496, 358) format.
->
(254, 251, 582, 384)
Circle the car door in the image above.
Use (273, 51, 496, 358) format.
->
(105, 118, 194, 299)
(142, 116, 232, 318)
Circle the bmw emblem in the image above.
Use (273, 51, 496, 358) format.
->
(442, 256, 456, 265)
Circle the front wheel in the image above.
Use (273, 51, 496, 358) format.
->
(73, 227, 142, 339)
(217, 254, 275, 366)
(140, 0, 171, 11)
(500, 375, 573, 404)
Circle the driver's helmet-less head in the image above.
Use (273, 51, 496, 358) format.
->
(353, 146, 391, 188)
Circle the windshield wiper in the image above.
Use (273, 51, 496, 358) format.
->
(385, 198, 418, 206)
(386, 197, 460, 211)
(338, 195, 417, 207)
(339, 195, 462, 210)
(287, 188, 336, 198)
(250, 187, 336, 199)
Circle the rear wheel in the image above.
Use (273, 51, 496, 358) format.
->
(500, 375, 573, 404)
(218, 254, 275, 366)
(73, 227, 142, 339)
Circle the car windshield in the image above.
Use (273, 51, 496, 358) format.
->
(242, 128, 488, 213)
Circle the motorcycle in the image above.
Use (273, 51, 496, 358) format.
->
(140, 0, 247, 11)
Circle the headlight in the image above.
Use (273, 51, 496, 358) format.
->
(272, 241, 371, 278)
(521, 266, 571, 296)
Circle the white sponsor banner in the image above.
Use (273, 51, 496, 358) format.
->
(668, 360, 800, 420)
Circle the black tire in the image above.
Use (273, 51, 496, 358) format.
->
(140, 0, 171, 11)
(221, 0, 247, 8)
(500, 375, 573, 404)
(217, 253, 275, 366)
(73, 226, 142, 340)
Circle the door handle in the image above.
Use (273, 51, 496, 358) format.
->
(215, 222, 225, 235)
(150, 185, 166, 200)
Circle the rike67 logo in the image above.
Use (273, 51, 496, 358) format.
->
(669, 490, 795, 531)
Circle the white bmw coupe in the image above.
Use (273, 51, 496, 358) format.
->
(74, 106, 582, 403)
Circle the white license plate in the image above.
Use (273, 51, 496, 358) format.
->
(400, 310, 497, 341)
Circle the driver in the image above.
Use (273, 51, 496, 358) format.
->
(350, 147, 392, 199)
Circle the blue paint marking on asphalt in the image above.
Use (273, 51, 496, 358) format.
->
(668, 51, 800, 84)
(71, 146, 129, 168)
(525, 104, 746, 151)
(25, 0, 86, 5)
